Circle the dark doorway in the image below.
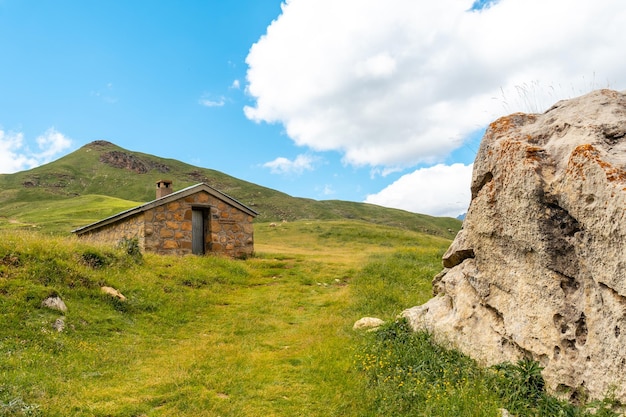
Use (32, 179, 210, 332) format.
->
(192, 209, 206, 255)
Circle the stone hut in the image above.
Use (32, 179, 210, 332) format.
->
(72, 181, 258, 258)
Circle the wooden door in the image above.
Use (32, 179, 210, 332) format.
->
(192, 209, 205, 255)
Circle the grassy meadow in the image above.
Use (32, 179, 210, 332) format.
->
(0, 221, 620, 416)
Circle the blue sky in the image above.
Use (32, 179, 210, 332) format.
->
(1, 0, 624, 217)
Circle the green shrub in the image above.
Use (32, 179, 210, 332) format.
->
(117, 237, 142, 260)
(488, 358, 621, 417)
(80, 249, 109, 269)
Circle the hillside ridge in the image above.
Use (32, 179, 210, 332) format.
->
(0, 140, 461, 236)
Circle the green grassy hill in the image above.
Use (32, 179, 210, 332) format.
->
(0, 141, 462, 235)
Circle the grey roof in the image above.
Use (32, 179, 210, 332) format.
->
(72, 183, 258, 235)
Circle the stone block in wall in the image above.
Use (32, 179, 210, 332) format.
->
(162, 240, 178, 249)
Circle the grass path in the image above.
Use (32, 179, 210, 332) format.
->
(0, 221, 450, 416)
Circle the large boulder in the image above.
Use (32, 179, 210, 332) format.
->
(402, 89, 626, 402)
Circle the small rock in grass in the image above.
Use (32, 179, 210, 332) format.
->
(41, 296, 67, 312)
(52, 317, 65, 332)
(101, 286, 127, 301)
(353, 317, 384, 331)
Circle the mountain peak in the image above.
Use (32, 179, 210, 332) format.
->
(84, 140, 117, 149)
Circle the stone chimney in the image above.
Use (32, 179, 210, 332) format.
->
(156, 180, 173, 199)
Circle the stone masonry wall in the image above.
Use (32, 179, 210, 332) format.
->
(77, 213, 146, 250)
(143, 190, 255, 257)
(211, 199, 255, 258)
(143, 201, 192, 256)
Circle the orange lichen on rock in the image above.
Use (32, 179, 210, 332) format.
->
(525, 145, 545, 163)
(606, 167, 626, 183)
(487, 113, 537, 139)
(567, 144, 626, 183)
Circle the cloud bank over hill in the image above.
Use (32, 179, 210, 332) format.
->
(365, 163, 474, 219)
(245, 0, 625, 216)
(0, 128, 72, 174)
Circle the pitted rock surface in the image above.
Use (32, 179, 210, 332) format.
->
(402, 89, 626, 402)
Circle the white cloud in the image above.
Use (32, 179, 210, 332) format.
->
(35, 128, 72, 161)
(0, 130, 37, 173)
(199, 96, 225, 107)
(245, 0, 625, 169)
(355, 53, 397, 80)
(365, 164, 473, 218)
(263, 154, 317, 175)
(0, 128, 72, 174)
(321, 184, 335, 196)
